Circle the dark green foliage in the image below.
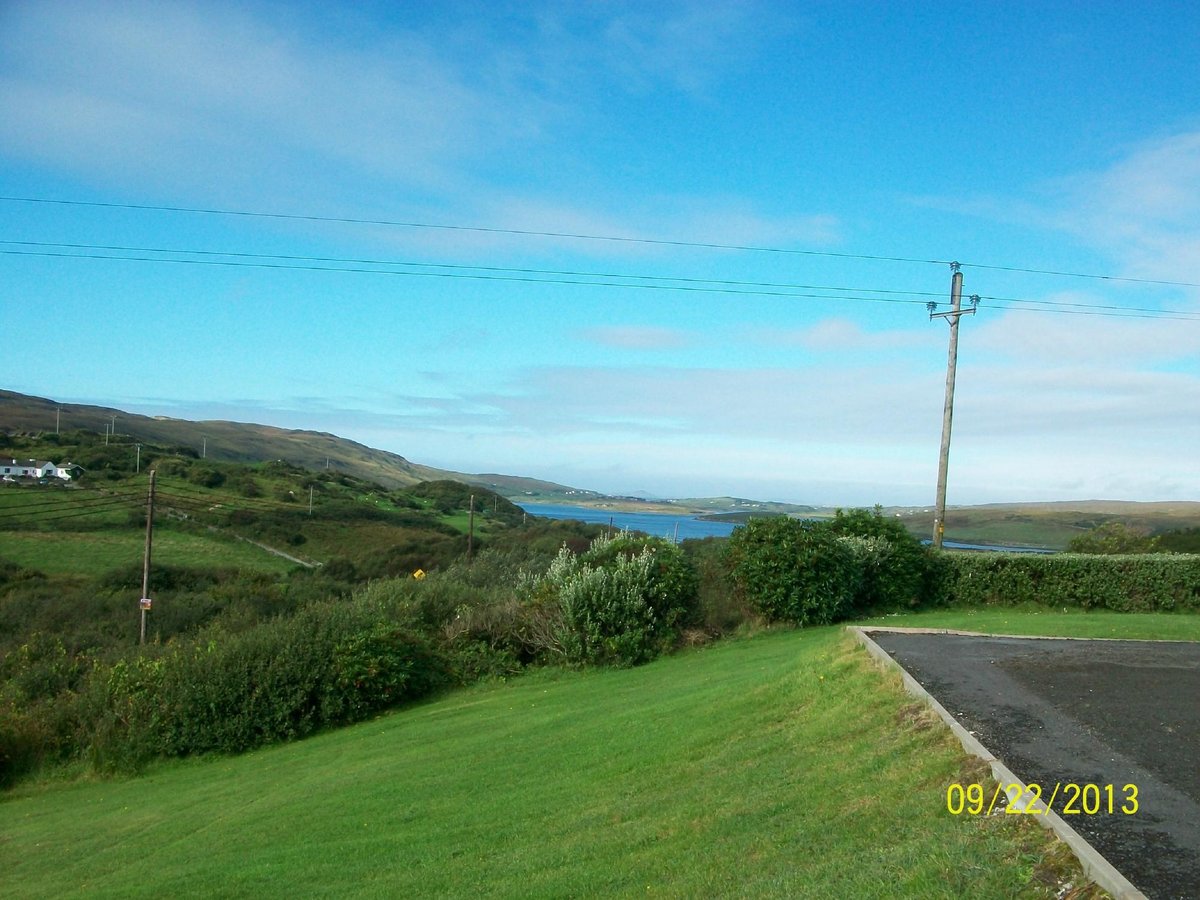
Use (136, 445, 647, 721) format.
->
(77, 599, 450, 769)
(410, 480, 525, 525)
(71, 444, 137, 477)
(826, 507, 931, 610)
(941, 552, 1200, 611)
(236, 476, 263, 498)
(1158, 527, 1200, 554)
(187, 466, 226, 489)
(1067, 522, 1158, 554)
(725, 517, 860, 626)
(682, 537, 752, 633)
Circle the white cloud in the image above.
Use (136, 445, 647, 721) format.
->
(970, 302, 1200, 365)
(762, 318, 938, 353)
(0, 2, 514, 197)
(576, 326, 693, 350)
(1050, 131, 1200, 282)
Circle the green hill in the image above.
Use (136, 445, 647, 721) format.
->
(1, 389, 454, 489)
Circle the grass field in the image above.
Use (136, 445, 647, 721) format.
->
(0, 617, 1135, 898)
(0, 528, 297, 577)
(856, 605, 1200, 641)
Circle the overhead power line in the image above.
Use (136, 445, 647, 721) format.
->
(3, 241, 1197, 321)
(0, 492, 141, 516)
(0, 497, 139, 523)
(4, 194, 1199, 289)
(0, 240, 947, 298)
(0, 195, 949, 267)
(0, 247, 940, 308)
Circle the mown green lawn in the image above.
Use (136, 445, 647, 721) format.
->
(0, 621, 1106, 899)
(856, 605, 1200, 641)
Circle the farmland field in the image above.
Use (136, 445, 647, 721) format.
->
(0, 528, 296, 576)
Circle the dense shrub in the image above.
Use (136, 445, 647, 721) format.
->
(1159, 527, 1200, 554)
(187, 466, 226, 489)
(825, 507, 931, 610)
(1067, 522, 1158, 554)
(682, 537, 753, 633)
(535, 532, 699, 666)
(942, 552, 1200, 611)
(78, 599, 451, 770)
(726, 517, 860, 626)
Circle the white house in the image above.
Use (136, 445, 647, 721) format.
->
(0, 459, 75, 481)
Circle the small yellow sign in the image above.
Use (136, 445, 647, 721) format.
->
(412, 569, 426, 580)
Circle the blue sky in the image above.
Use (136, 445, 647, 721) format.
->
(2, 0, 1198, 505)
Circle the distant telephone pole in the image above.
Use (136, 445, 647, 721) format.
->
(929, 263, 979, 549)
(140, 470, 156, 645)
(467, 494, 475, 561)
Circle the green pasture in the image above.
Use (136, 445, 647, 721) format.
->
(0, 528, 295, 577)
(1, 622, 1101, 898)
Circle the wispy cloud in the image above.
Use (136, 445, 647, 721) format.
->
(758, 318, 938, 353)
(576, 326, 694, 350)
(970, 302, 1200, 365)
(0, 1, 503, 199)
(1051, 131, 1200, 282)
(0, 1, 835, 259)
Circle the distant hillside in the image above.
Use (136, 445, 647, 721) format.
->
(457, 473, 605, 503)
(890, 501, 1200, 550)
(0, 390, 617, 500)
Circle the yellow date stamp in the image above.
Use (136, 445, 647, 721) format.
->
(947, 782, 1139, 816)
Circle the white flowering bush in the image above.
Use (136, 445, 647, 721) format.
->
(539, 532, 698, 666)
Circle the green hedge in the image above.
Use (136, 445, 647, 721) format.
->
(942, 552, 1200, 611)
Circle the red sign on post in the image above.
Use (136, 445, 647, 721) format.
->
(139, 598, 152, 610)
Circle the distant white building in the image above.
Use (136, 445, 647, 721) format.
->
(0, 459, 77, 481)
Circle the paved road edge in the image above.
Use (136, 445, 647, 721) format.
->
(848, 625, 1146, 900)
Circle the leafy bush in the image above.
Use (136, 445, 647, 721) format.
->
(188, 466, 226, 489)
(536, 532, 699, 666)
(726, 517, 861, 626)
(1159, 527, 1200, 554)
(1067, 522, 1159, 554)
(942, 552, 1200, 611)
(825, 507, 932, 610)
(78, 599, 451, 770)
(682, 537, 753, 633)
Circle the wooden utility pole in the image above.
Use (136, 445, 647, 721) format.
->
(929, 263, 978, 549)
(467, 494, 475, 560)
(140, 470, 156, 644)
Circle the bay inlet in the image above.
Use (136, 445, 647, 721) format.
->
(517, 503, 739, 541)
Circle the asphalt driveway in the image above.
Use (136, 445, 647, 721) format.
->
(868, 632, 1200, 900)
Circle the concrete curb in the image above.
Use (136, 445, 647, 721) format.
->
(849, 625, 1146, 900)
(850, 624, 1192, 643)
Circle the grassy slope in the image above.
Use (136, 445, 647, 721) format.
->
(0, 622, 1119, 899)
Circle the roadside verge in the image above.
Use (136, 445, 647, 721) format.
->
(850, 625, 1144, 900)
